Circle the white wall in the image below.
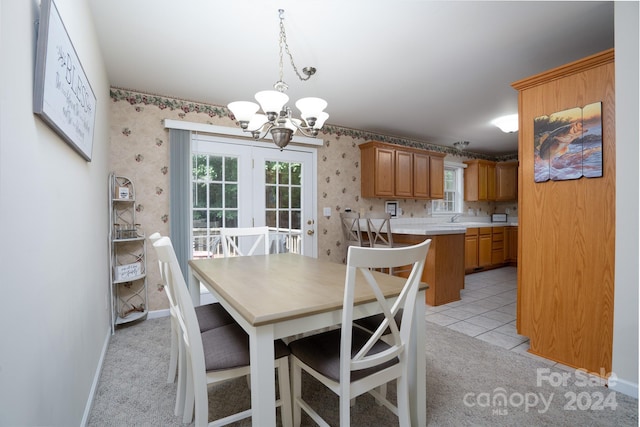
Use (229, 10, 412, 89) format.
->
(0, 0, 111, 424)
(611, 1, 639, 398)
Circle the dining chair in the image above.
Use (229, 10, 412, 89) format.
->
(363, 212, 394, 248)
(149, 233, 235, 417)
(152, 236, 293, 427)
(288, 239, 431, 427)
(340, 212, 367, 261)
(219, 226, 271, 257)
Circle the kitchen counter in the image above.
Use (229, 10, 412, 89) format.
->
(392, 221, 518, 235)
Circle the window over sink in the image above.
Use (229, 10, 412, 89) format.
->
(432, 162, 464, 214)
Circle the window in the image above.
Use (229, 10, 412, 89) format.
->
(432, 162, 464, 214)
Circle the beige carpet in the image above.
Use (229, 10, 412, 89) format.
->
(87, 316, 637, 426)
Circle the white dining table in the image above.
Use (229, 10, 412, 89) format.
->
(189, 253, 427, 427)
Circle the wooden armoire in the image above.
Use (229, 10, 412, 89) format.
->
(512, 49, 615, 375)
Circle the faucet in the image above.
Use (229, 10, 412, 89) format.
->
(450, 214, 462, 223)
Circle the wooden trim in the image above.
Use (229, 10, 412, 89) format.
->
(511, 48, 614, 91)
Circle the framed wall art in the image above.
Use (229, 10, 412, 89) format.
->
(33, 0, 97, 161)
(533, 102, 602, 182)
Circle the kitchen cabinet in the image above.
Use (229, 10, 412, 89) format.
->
(491, 227, 505, 265)
(394, 149, 413, 197)
(463, 160, 496, 201)
(394, 232, 465, 306)
(360, 142, 395, 197)
(496, 161, 518, 201)
(464, 160, 517, 201)
(504, 226, 518, 264)
(465, 226, 511, 273)
(464, 228, 479, 270)
(360, 141, 445, 199)
(478, 227, 492, 267)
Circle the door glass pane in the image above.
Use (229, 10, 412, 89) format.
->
(265, 161, 277, 184)
(279, 187, 289, 208)
(191, 153, 239, 258)
(265, 185, 276, 209)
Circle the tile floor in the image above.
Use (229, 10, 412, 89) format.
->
(425, 266, 556, 366)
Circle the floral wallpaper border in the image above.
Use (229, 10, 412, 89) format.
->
(110, 87, 517, 162)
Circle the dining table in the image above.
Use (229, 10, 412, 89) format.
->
(188, 252, 427, 427)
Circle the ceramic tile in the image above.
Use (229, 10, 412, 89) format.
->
(432, 267, 560, 365)
(447, 321, 489, 337)
(476, 330, 528, 350)
(425, 312, 459, 326)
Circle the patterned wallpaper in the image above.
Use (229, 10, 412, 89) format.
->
(109, 88, 517, 311)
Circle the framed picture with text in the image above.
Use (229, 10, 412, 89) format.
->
(33, 0, 96, 161)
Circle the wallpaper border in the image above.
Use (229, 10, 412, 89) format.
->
(110, 87, 517, 161)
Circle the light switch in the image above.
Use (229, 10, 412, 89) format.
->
(323, 207, 331, 217)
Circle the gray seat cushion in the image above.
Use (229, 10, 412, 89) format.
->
(288, 327, 398, 382)
(201, 323, 290, 372)
(353, 310, 403, 335)
(195, 302, 235, 332)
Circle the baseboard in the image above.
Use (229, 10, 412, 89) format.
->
(608, 377, 638, 399)
(80, 326, 111, 427)
(147, 308, 170, 319)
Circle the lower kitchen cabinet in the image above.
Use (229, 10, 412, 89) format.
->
(465, 226, 516, 274)
(393, 232, 465, 306)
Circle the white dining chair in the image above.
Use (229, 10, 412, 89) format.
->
(152, 236, 293, 427)
(288, 239, 431, 427)
(219, 226, 270, 257)
(149, 233, 235, 417)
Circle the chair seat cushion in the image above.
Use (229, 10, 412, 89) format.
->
(195, 302, 235, 332)
(353, 310, 403, 335)
(288, 327, 398, 382)
(201, 323, 290, 372)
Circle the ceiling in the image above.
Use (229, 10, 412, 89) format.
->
(87, 1, 614, 156)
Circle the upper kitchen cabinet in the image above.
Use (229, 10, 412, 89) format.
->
(464, 159, 518, 201)
(463, 159, 496, 201)
(495, 161, 518, 201)
(360, 141, 445, 199)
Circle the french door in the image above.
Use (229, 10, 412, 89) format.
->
(191, 134, 317, 258)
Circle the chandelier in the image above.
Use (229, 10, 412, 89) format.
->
(227, 9, 328, 150)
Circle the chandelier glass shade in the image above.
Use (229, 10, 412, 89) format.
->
(227, 10, 328, 150)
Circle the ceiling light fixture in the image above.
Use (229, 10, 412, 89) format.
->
(227, 9, 328, 150)
(453, 141, 470, 150)
(491, 114, 519, 133)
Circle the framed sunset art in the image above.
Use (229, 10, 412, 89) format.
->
(533, 102, 603, 182)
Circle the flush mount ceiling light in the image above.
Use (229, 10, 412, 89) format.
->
(491, 114, 519, 133)
(453, 140, 470, 150)
(227, 9, 328, 150)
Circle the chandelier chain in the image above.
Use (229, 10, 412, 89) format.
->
(279, 11, 311, 82)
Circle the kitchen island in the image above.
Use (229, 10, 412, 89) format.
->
(390, 223, 466, 306)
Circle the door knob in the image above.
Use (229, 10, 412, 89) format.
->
(307, 229, 315, 236)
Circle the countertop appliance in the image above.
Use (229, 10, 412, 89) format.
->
(492, 213, 507, 223)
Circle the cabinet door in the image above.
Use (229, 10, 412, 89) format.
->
(478, 228, 492, 267)
(464, 235, 478, 270)
(487, 163, 496, 201)
(429, 155, 444, 199)
(395, 150, 413, 197)
(374, 147, 395, 197)
(491, 227, 504, 265)
(412, 152, 430, 199)
(496, 162, 518, 201)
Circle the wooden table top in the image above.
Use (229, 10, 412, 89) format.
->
(189, 253, 422, 327)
